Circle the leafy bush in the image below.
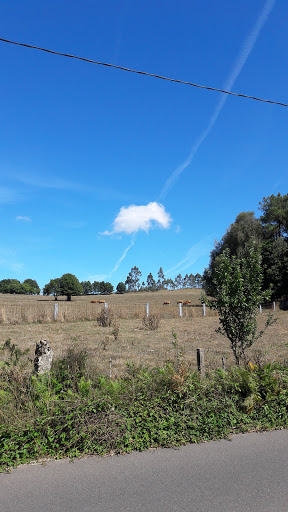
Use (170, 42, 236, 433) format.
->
(0, 341, 287, 472)
(203, 248, 275, 365)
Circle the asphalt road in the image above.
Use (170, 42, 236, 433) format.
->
(1, 430, 287, 512)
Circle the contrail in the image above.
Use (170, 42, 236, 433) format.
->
(164, 238, 214, 276)
(101, 0, 276, 278)
(159, 0, 276, 200)
(111, 237, 135, 274)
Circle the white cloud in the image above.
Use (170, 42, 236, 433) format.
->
(102, 202, 172, 235)
(16, 216, 31, 222)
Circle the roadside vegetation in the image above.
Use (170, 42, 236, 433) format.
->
(0, 340, 287, 472)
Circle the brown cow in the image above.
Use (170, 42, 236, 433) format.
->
(183, 300, 191, 306)
(90, 300, 98, 303)
(177, 300, 183, 304)
(163, 301, 170, 305)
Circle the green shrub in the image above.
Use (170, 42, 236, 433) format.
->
(0, 342, 287, 472)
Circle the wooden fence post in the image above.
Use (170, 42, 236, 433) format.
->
(146, 303, 149, 317)
(54, 302, 58, 321)
(197, 348, 205, 378)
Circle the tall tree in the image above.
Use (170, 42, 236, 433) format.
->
(174, 274, 183, 289)
(23, 279, 40, 295)
(99, 281, 114, 294)
(259, 193, 288, 299)
(146, 273, 156, 291)
(183, 274, 189, 288)
(81, 281, 93, 295)
(195, 273, 203, 288)
(125, 266, 142, 292)
(157, 267, 165, 290)
(203, 211, 263, 296)
(259, 193, 288, 240)
(59, 274, 83, 301)
(92, 281, 100, 294)
(188, 273, 196, 288)
(43, 278, 61, 300)
(116, 282, 126, 294)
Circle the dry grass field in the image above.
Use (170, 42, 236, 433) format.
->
(0, 290, 287, 376)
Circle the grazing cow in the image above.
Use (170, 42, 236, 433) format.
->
(163, 301, 170, 305)
(90, 300, 98, 303)
(177, 300, 183, 304)
(183, 300, 191, 306)
(98, 300, 106, 303)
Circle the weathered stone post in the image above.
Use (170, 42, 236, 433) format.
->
(34, 339, 54, 374)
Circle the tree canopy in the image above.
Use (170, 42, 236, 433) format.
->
(125, 266, 142, 292)
(116, 282, 126, 294)
(0, 278, 40, 295)
(43, 275, 82, 301)
(203, 193, 288, 300)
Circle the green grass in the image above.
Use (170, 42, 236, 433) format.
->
(0, 341, 287, 472)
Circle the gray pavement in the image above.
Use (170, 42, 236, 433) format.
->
(0, 430, 287, 512)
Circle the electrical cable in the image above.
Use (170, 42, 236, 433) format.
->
(1, 36, 287, 108)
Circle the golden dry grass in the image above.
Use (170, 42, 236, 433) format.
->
(0, 290, 287, 376)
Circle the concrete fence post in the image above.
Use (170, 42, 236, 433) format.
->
(104, 302, 108, 311)
(179, 302, 182, 317)
(146, 303, 149, 317)
(54, 302, 58, 321)
(273, 301, 276, 311)
(203, 303, 206, 316)
(259, 304, 262, 314)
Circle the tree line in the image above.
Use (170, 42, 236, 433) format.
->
(2, 193, 285, 303)
(123, 266, 203, 293)
(0, 268, 203, 301)
(203, 192, 288, 301)
(0, 279, 40, 295)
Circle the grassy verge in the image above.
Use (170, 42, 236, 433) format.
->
(0, 342, 287, 472)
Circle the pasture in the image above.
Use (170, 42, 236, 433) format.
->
(0, 290, 287, 375)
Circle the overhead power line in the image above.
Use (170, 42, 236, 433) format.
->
(1, 36, 287, 108)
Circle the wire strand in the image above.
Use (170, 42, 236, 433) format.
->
(1, 36, 287, 108)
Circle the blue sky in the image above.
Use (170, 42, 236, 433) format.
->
(1, 0, 287, 291)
